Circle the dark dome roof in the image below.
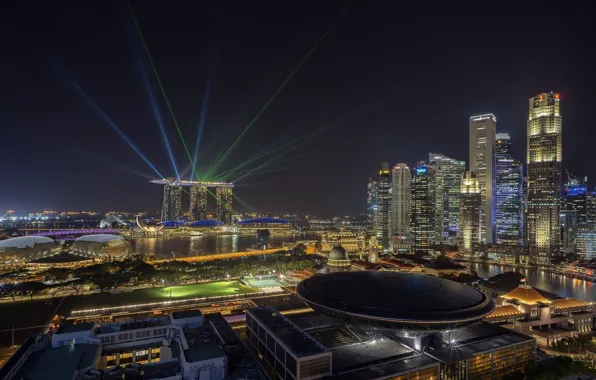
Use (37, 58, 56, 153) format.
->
(328, 244, 348, 261)
(296, 271, 494, 333)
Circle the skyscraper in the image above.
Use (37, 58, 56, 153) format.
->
(459, 171, 481, 257)
(162, 184, 182, 222)
(391, 163, 411, 239)
(495, 133, 524, 245)
(377, 162, 391, 250)
(469, 114, 496, 244)
(563, 173, 588, 223)
(428, 153, 465, 242)
(190, 185, 208, 222)
(526, 92, 562, 265)
(410, 165, 437, 252)
(216, 187, 233, 224)
(367, 179, 379, 230)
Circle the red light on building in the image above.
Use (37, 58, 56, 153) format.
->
(555, 93, 560, 99)
(539, 95, 543, 99)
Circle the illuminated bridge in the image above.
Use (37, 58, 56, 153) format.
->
(150, 178, 234, 225)
(148, 248, 286, 263)
(27, 229, 122, 237)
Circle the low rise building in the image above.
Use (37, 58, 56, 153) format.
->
(484, 284, 594, 348)
(6, 310, 234, 380)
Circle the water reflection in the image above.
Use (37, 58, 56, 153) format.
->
(130, 234, 315, 260)
(471, 263, 596, 301)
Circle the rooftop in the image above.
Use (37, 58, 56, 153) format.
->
(485, 305, 526, 319)
(427, 323, 533, 363)
(56, 322, 95, 335)
(248, 307, 327, 357)
(502, 285, 552, 305)
(296, 272, 494, 331)
(172, 310, 203, 320)
(554, 298, 591, 310)
(17, 343, 100, 380)
(183, 345, 225, 363)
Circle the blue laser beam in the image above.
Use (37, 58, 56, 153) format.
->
(133, 45, 180, 180)
(70, 81, 164, 179)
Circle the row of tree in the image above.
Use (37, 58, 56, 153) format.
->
(0, 253, 325, 300)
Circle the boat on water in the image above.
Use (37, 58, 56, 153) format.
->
(190, 231, 204, 237)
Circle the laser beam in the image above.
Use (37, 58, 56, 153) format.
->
(192, 49, 217, 180)
(127, 1, 201, 181)
(70, 81, 164, 179)
(134, 49, 180, 180)
(213, 100, 378, 181)
(204, 6, 352, 179)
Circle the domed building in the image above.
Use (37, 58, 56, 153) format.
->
(70, 234, 133, 258)
(0, 236, 59, 260)
(326, 243, 351, 273)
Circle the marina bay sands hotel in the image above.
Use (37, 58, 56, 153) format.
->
(150, 179, 233, 224)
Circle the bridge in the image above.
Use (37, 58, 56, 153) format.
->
(148, 248, 285, 263)
(24, 228, 122, 237)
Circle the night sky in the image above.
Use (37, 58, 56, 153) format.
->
(1, 1, 594, 216)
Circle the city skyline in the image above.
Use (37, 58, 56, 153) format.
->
(1, 2, 594, 215)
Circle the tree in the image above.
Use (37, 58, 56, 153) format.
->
(19, 282, 47, 300)
(47, 285, 63, 298)
(1, 284, 21, 301)
(291, 243, 307, 256)
(314, 241, 322, 253)
(68, 279, 86, 296)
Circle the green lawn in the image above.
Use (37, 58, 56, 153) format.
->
(59, 281, 257, 315)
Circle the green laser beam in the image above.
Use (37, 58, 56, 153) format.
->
(232, 193, 258, 213)
(229, 146, 330, 183)
(204, 6, 351, 179)
(212, 100, 378, 181)
(127, 1, 202, 181)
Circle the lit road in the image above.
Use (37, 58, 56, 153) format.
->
(147, 248, 286, 263)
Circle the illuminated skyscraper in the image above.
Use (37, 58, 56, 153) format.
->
(216, 187, 233, 224)
(162, 184, 182, 222)
(367, 179, 379, 229)
(495, 133, 524, 245)
(563, 173, 588, 223)
(410, 165, 437, 252)
(377, 162, 391, 250)
(189, 185, 208, 222)
(428, 153, 465, 242)
(469, 114, 496, 243)
(391, 163, 410, 239)
(459, 171, 481, 257)
(526, 92, 562, 265)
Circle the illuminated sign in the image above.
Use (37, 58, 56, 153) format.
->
(416, 167, 427, 174)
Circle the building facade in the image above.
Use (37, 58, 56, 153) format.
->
(526, 92, 562, 265)
(428, 153, 465, 243)
(189, 185, 208, 222)
(215, 187, 233, 224)
(410, 165, 437, 252)
(495, 133, 524, 245)
(469, 114, 497, 244)
(162, 184, 182, 222)
(377, 162, 391, 250)
(459, 171, 482, 258)
(576, 224, 596, 258)
(391, 163, 411, 239)
(366, 179, 379, 231)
